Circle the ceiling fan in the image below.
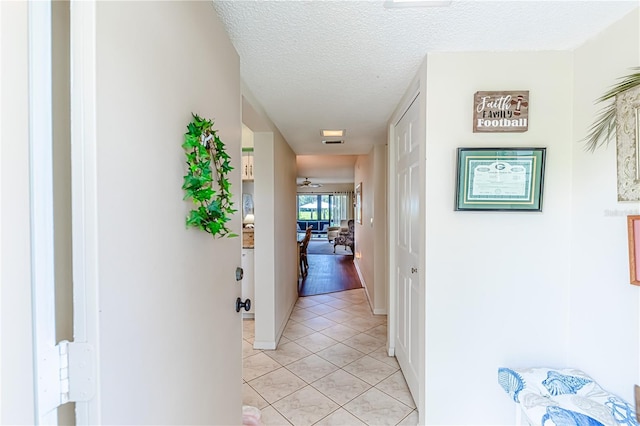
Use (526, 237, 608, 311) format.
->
(297, 177, 322, 188)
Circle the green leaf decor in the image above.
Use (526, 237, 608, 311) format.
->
(182, 113, 237, 238)
(583, 66, 640, 152)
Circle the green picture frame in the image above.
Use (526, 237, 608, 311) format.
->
(455, 147, 546, 211)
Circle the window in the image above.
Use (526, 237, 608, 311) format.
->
(297, 194, 329, 221)
(297, 193, 350, 225)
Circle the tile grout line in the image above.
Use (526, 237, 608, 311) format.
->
(242, 289, 417, 425)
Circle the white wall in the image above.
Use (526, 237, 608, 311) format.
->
(94, 2, 242, 423)
(373, 144, 388, 314)
(355, 153, 374, 303)
(242, 123, 254, 149)
(411, 10, 640, 423)
(254, 132, 277, 346)
(570, 7, 640, 401)
(273, 132, 299, 342)
(354, 145, 388, 314)
(423, 51, 574, 424)
(0, 1, 36, 423)
(243, 93, 298, 349)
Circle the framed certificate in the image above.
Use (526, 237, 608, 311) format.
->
(455, 147, 546, 211)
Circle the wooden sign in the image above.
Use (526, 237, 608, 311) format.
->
(473, 91, 529, 133)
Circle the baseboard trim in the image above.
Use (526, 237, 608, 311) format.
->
(252, 282, 298, 351)
(273, 297, 297, 349)
(253, 340, 276, 350)
(356, 261, 386, 315)
(354, 260, 371, 307)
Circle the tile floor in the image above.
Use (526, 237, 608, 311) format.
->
(242, 288, 418, 426)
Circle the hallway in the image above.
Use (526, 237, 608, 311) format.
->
(298, 252, 362, 297)
(242, 289, 417, 425)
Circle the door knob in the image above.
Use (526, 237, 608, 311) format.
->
(236, 297, 251, 312)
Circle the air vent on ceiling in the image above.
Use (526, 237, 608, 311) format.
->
(384, 0, 451, 8)
(322, 140, 344, 145)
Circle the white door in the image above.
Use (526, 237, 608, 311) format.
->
(70, 2, 243, 424)
(393, 95, 422, 405)
(242, 248, 255, 315)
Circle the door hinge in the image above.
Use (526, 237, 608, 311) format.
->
(57, 340, 96, 404)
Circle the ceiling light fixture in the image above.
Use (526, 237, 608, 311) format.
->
(384, 0, 451, 8)
(321, 129, 345, 137)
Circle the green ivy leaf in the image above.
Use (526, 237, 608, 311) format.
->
(207, 221, 221, 235)
(222, 160, 233, 173)
(186, 209, 204, 226)
(182, 134, 200, 149)
(195, 188, 215, 201)
(182, 113, 238, 239)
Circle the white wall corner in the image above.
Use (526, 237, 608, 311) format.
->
(354, 260, 372, 310)
(252, 340, 277, 351)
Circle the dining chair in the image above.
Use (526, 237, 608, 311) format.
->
(299, 228, 312, 276)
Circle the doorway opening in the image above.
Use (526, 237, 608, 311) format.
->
(298, 251, 362, 297)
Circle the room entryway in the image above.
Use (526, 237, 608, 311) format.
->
(242, 288, 417, 425)
(298, 239, 361, 297)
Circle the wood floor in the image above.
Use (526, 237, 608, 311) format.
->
(298, 253, 362, 297)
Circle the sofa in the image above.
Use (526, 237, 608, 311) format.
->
(297, 220, 330, 235)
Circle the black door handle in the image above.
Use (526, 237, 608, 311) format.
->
(236, 297, 251, 312)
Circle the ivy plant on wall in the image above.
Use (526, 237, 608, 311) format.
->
(182, 113, 237, 238)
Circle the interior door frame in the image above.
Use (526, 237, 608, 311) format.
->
(27, 2, 101, 423)
(69, 0, 101, 423)
(28, 1, 60, 422)
(387, 68, 426, 424)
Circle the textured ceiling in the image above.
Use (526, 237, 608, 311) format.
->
(213, 0, 637, 182)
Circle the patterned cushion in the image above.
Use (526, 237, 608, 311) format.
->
(498, 367, 638, 426)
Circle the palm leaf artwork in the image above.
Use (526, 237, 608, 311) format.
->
(584, 67, 640, 152)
